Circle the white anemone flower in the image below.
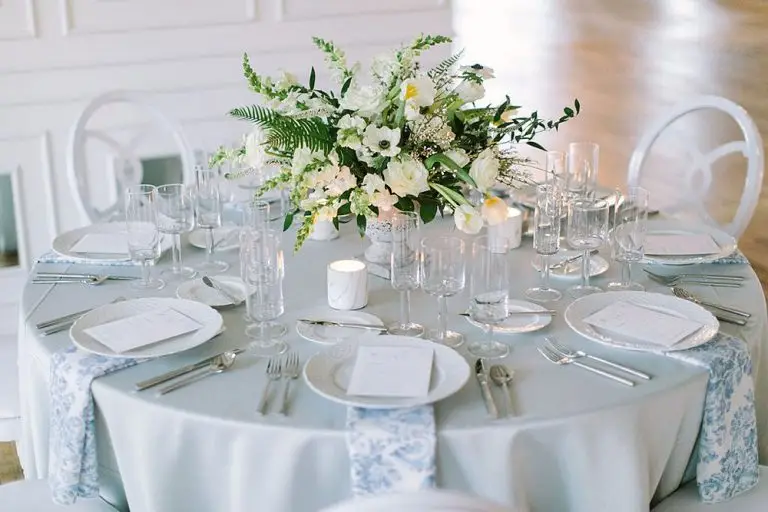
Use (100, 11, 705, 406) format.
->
(362, 125, 401, 157)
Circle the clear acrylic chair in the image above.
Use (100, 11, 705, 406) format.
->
(67, 90, 195, 224)
(627, 95, 764, 239)
(319, 490, 514, 512)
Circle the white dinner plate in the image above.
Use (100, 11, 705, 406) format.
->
(303, 335, 471, 409)
(464, 299, 552, 334)
(564, 291, 718, 353)
(641, 220, 737, 266)
(176, 276, 246, 308)
(188, 227, 240, 252)
(532, 251, 609, 278)
(52, 223, 169, 263)
(296, 309, 384, 345)
(70, 297, 223, 358)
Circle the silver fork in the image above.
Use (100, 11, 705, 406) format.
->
(644, 268, 744, 281)
(672, 287, 751, 318)
(546, 337, 651, 380)
(257, 357, 282, 415)
(538, 344, 635, 386)
(279, 352, 300, 416)
(643, 269, 743, 288)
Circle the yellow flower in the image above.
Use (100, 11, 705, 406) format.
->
(481, 196, 508, 226)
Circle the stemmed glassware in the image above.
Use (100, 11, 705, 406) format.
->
(467, 236, 510, 360)
(240, 229, 288, 356)
(156, 184, 196, 281)
(194, 167, 229, 274)
(125, 184, 164, 291)
(421, 236, 465, 348)
(566, 142, 599, 199)
(526, 184, 563, 302)
(608, 186, 650, 291)
(388, 211, 424, 337)
(566, 198, 610, 298)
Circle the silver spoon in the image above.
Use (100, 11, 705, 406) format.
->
(489, 365, 515, 417)
(157, 351, 237, 395)
(202, 276, 243, 306)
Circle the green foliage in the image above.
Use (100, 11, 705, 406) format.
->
(229, 105, 334, 154)
(242, 54, 281, 99)
(408, 34, 452, 54)
(428, 50, 465, 89)
(312, 37, 354, 82)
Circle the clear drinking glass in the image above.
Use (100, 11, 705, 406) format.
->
(608, 186, 650, 291)
(241, 229, 288, 356)
(156, 184, 196, 281)
(467, 236, 510, 359)
(566, 142, 599, 199)
(195, 167, 229, 274)
(125, 184, 165, 291)
(422, 236, 466, 348)
(545, 150, 566, 186)
(526, 184, 563, 302)
(566, 198, 610, 298)
(388, 211, 424, 337)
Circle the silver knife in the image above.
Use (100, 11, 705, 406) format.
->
(298, 319, 387, 331)
(35, 273, 138, 280)
(135, 347, 244, 391)
(460, 310, 556, 318)
(475, 359, 498, 419)
(550, 250, 599, 270)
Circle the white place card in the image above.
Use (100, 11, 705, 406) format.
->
(346, 345, 434, 398)
(84, 308, 202, 353)
(70, 233, 129, 255)
(644, 233, 721, 256)
(583, 301, 703, 347)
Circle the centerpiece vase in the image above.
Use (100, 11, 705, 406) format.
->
(364, 209, 393, 267)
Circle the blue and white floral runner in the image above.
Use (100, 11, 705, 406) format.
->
(667, 332, 759, 502)
(48, 347, 141, 505)
(346, 406, 436, 496)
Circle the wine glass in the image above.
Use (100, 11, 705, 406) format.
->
(388, 211, 424, 337)
(608, 186, 649, 291)
(566, 142, 599, 199)
(526, 184, 563, 302)
(240, 229, 288, 356)
(156, 184, 196, 281)
(567, 198, 610, 298)
(125, 184, 164, 291)
(467, 236, 510, 359)
(195, 167, 229, 274)
(421, 236, 465, 348)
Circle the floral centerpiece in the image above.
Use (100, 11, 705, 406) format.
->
(212, 34, 580, 251)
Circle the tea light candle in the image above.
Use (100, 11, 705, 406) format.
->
(488, 207, 523, 251)
(327, 259, 368, 310)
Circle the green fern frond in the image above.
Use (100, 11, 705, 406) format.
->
(266, 117, 334, 153)
(229, 105, 281, 127)
(428, 50, 465, 80)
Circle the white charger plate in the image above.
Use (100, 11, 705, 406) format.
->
(464, 299, 552, 334)
(188, 227, 240, 252)
(303, 335, 471, 409)
(564, 291, 718, 353)
(296, 309, 384, 345)
(176, 276, 246, 308)
(52, 223, 170, 263)
(70, 297, 223, 358)
(532, 251, 609, 278)
(641, 220, 737, 266)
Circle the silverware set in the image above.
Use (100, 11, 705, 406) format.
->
(643, 268, 744, 288)
(475, 359, 516, 419)
(258, 352, 300, 415)
(36, 296, 126, 336)
(672, 286, 750, 326)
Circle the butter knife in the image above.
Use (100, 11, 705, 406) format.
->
(550, 250, 599, 270)
(135, 347, 244, 391)
(298, 319, 387, 331)
(475, 359, 498, 419)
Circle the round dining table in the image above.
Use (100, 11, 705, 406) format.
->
(16, 219, 768, 512)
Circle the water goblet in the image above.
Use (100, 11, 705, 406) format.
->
(388, 211, 424, 337)
(156, 184, 196, 281)
(526, 184, 563, 302)
(125, 184, 165, 291)
(421, 236, 465, 348)
(467, 236, 510, 360)
(195, 167, 229, 274)
(566, 198, 610, 298)
(608, 186, 649, 291)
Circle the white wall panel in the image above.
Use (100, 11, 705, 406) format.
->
(279, 0, 445, 21)
(0, 0, 36, 40)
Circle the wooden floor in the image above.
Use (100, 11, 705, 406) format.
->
(2, 0, 768, 488)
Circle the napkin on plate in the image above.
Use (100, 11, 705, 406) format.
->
(37, 251, 139, 266)
(48, 347, 144, 505)
(667, 332, 759, 502)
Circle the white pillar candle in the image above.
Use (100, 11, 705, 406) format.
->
(488, 207, 523, 251)
(327, 259, 368, 310)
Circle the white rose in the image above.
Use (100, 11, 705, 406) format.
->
(454, 204, 483, 234)
(316, 203, 338, 222)
(371, 189, 398, 211)
(383, 157, 430, 197)
(243, 128, 269, 169)
(454, 80, 485, 103)
(401, 77, 436, 108)
(300, 189, 327, 211)
(362, 125, 401, 158)
(362, 174, 386, 195)
(444, 148, 470, 168)
(340, 85, 386, 118)
(481, 196, 508, 226)
(469, 148, 500, 192)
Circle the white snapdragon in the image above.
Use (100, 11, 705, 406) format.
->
(481, 196, 508, 226)
(401, 77, 436, 120)
(362, 125, 401, 158)
(276, 70, 298, 90)
(469, 148, 500, 192)
(340, 84, 386, 118)
(371, 53, 400, 83)
(362, 174, 397, 211)
(300, 188, 327, 211)
(336, 115, 367, 150)
(243, 127, 269, 169)
(454, 204, 483, 234)
(316, 203, 339, 222)
(326, 166, 357, 196)
(356, 147, 376, 166)
(383, 156, 430, 197)
(362, 174, 386, 195)
(444, 148, 470, 168)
